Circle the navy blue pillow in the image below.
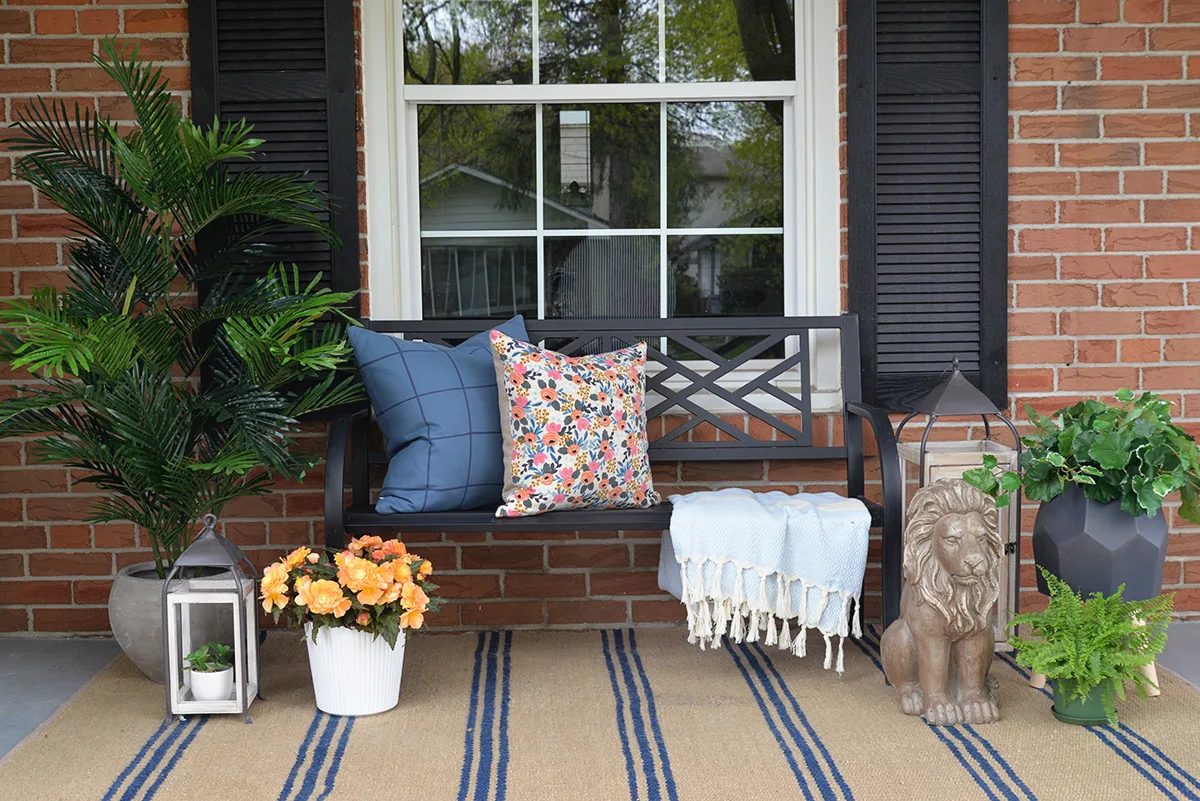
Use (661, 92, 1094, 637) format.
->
(348, 315, 529, 513)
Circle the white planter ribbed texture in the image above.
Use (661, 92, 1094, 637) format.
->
(304, 623, 406, 716)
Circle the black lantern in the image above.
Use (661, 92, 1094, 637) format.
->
(162, 514, 262, 723)
(895, 359, 1022, 649)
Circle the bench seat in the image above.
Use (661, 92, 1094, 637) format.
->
(342, 498, 885, 535)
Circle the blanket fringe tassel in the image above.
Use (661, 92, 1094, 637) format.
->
(677, 558, 862, 674)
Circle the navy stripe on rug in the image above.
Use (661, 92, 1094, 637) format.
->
(103, 717, 207, 801)
(278, 712, 355, 801)
(855, 627, 1036, 801)
(457, 631, 513, 801)
(996, 650, 1199, 801)
(601, 630, 678, 801)
(726, 641, 852, 801)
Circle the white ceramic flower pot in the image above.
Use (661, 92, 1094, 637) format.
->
(304, 623, 406, 716)
(189, 667, 234, 702)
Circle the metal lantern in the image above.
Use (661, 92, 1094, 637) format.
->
(895, 359, 1022, 650)
(162, 514, 261, 723)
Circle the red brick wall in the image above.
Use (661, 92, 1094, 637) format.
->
(1008, 0, 1200, 618)
(0, 0, 1197, 635)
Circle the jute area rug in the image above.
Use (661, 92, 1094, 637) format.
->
(2, 627, 1198, 801)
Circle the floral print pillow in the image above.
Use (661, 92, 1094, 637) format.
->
(489, 330, 661, 517)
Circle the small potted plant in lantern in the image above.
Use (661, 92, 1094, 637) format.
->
(261, 537, 442, 716)
(185, 643, 235, 702)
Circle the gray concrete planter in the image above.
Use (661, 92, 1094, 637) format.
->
(1032, 484, 1169, 601)
(108, 562, 234, 683)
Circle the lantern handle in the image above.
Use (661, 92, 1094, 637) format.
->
(201, 513, 217, 530)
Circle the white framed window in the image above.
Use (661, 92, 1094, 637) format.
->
(362, 0, 842, 407)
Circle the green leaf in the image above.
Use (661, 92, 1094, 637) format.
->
(1045, 451, 1066, 468)
(1000, 472, 1023, 492)
(981, 453, 998, 470)
(962, 467, 999, 496)
(1180, 482, 1200, 526)
(1089, 431, 1132, 471)
(1056, 427, 1077, 458)
(1024, 471, 1067, 503)
(1133, 477, 1164, 515)
(1114, 388, 1135, 402)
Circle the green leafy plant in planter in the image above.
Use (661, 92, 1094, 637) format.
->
(964, 389, 1200, 523)
(0, 41, 362, 578)
(184, 642, 234, 673)
(1010, 568, 1172, 726)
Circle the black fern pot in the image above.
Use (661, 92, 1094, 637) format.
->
(1032, 484, 1169, 602)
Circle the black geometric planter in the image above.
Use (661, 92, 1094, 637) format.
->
(1033, 484, 1169, 602)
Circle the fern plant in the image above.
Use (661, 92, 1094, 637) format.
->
(0, 41, 362, 577)
(1010, 568, 1173, 725)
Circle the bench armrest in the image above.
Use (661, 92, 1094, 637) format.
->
(324, 407, 369, 550)
(845, 400, 904, 630)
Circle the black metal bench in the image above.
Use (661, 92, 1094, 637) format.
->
(324, 314, 905, 627)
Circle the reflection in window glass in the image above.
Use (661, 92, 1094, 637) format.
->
(418, 105, 536, 231)
(668, 234, 783, 316)
(543, 104, 659, 229)
(539, 0, 658, 84)
(403, 2, 532, 85)
(668, 102, 784, 229)
(547, 236, 660, 318)
(422, 237, 538, 319)
(665, 0, 795, 82)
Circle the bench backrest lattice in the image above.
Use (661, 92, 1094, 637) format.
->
(363, 315, 863, 463)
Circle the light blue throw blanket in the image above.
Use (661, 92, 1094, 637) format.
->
(658, 488, 871, 672)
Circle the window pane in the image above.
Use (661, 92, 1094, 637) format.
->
(543, 104, 660, 229)
(419, 104, 536, 231)
(665, 0, 795, 82)
(539, 0, 658, 84)
(403, 2, 532, 85)
(547, 235, 660, 318)
(668, 101, 784, 229)
(422, 237, 538, 319)
(668, 234, 782, 316)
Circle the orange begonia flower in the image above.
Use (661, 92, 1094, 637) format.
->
(400, 609, 425, 630)
(284, 546, 311, 569)
(401, 581, 429, 612)
(381, 539, 407, 557)
(260, 563, 290, 612)
(305, 579, 351, 618)
(307, 552, 320, 564)
(391, 561, 413, 585)
(348, 535, 384, 556)
(418, 559, 433, 578)
(294, 576, 313, 607)
(338, 554, 388, 592)
(356, 612, 371, 626)
(381, 581, 404, 604)
(260, 583, 287, 613)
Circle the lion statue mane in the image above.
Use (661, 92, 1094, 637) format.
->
(903, 479, 1001, 639)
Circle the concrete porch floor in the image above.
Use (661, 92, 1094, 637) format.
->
(1, 622, 1197, 760)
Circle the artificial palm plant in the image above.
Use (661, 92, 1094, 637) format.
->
(0, 41, 361, 576)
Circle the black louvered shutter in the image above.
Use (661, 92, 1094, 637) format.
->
(848, 0, 1007, 410)
(189, 0, 359, 307)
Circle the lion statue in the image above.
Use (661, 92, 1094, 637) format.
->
(880, 478, 1002, 725)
